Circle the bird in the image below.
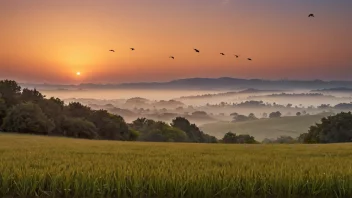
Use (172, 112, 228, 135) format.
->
(308, 14, 314, 17)
(194, 48, 200, 53)
(248, 58, 252, 61)
(220, 53, 225, 55)
(130, 48, 135, 51)
(234, 55, 239, 58)
(169, 56, 175, 59)
(109, 50, 115, 52)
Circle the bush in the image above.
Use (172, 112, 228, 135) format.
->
(299, 112, 352, 143)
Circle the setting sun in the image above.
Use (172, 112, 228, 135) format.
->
(76, 72, 81, 76)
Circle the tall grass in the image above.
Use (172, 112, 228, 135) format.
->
(0, 133, 351, 197)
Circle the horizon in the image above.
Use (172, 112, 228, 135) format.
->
(1, 0, 352, 84)
(11, 76, 352, 86)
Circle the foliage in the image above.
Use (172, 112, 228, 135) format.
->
(299, 112, 352, 143)
(0, 98, 6, 127)
(0, 80, 21, 107)
(232, 113, 258, 122)
(65, 102, 92, 119)
(39, 97, 65, 134)
(131, 118, 188, 142)
(171, 117, 217, 143)
(222, 132, 257, 144)
(269, 111, 282, 118)
(61, 117, 98, 139)
(1, 102, 55, 135)
(318, 104, 331, 109)
(88, 109, 130, 140)
(20, 88, 45, 103)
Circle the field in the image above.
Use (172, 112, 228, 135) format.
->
(0, 133, 352, 198)
(201, 114, 331, 141)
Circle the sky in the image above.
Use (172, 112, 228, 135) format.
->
(0, 0, 351, 84)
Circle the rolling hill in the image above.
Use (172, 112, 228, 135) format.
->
(200, 113, 332, 141)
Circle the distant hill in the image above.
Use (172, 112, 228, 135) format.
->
(19, 77, 352, 91)
(311, 87, 352, 93)
(200, 113, 332, 141)
(116, 78, 352, 90)
(178, 88, 282, 100)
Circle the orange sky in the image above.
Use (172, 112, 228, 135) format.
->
(0, 0, 351, 84)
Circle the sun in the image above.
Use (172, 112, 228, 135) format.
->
(76, 72, 81, 76)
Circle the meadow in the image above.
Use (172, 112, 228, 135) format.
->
(0, 133, 351, 198)
(201, 114, 330, 141)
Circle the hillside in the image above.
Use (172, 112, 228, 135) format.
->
(200, 113, 332, 141)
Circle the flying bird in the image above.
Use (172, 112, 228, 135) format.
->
(248, 58, 252, 61)
(220, 53, 225, 55)
(169, 56, 174, 59)
(194, 48, 200, 53)
(234, 55, 239, 58)
(308, 14, 314, 17)
(130, 48, 135, 51)
(109, 50, 115, 52)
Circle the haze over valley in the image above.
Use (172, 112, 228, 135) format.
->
(22, 77, 352, 141)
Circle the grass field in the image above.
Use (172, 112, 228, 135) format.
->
(200, 114, 331, 141)
(1, 133, 352, 198)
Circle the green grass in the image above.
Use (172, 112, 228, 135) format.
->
(200, 114, 331, 141)
(0, 133, 352, 198)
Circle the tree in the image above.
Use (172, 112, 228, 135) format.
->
(1, 102, 55, 135)
(20, 88, 44, 103)
(171, 117, 217, 143)
(236, 134, 257, 144)
(248, 113, 257, 120)
(296, 112, 301, 116)
(269, 111, 282, 118)
(0, 80, 21, 107)
(232, 114, 250, 122)
(39, 97, 65, 134)
(134, 119, 188, 142)
(230, 112, 239, 116)
(299, 112, 352, 143)
(222, 132, 237, 143)
(65, 102, 92, 118)
(192, 111, 208, 116)
(0, 98, 7, 127)
(88, 109, 130, 140)
(61, 117, 98, 139)
(222, 132, 257, 144)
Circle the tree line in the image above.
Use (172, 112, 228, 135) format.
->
(1, 79, 351, 144)
(0, 80, 219, 143)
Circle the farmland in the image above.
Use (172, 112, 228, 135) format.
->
(0, 133, 352, 197)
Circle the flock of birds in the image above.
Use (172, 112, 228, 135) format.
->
(109, 13, 315, 61)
